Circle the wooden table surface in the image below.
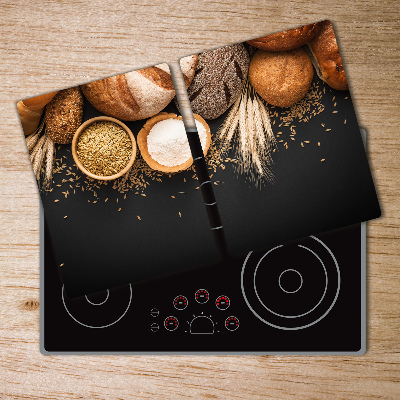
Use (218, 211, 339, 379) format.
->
(1, 1, 399, 398)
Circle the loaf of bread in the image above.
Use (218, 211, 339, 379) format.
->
(81, 56, 198, 121)
(247, 23, 322, 51)
(17, 91, 58, 135)
(249, 48, 313, 108)
(184, 44, 250, 120)
(307, 20, 348, 90)
(44, 87, 84, 144)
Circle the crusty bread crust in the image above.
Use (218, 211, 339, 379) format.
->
(247, 23, 321, 51)
(81, 56, 198, 121)
(17, 101, 43, 135)
(22, 91, 58, 110)
(307, 21, 348, 91)
(81, 74, 140, 120)
(249, 48, 314, 108)
(44, 87, 83, 144)
(186, 44, 250, 120)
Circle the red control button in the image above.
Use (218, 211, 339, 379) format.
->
(225, 316, 239, 331)
(216, 295, 230, 310)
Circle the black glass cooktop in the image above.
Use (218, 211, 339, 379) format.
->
(41, 211, 366, 354)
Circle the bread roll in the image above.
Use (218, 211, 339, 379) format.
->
(17, 91, 58, 135)
(22, 91, 58, 110)
(44, 87, 84, 144)
(247, 23, 322, 51)
(307, 20, 348, 90)
(184, 44, 250, 120)
(81, 56, 198, 121)
(249, 48, 313, 108)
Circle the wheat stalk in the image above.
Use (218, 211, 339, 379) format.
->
(257, 96, 277, 151)
(217, 94, 241, 142)
(33, 137, 48, 180)
(30, 134, 46, 162)
(43, 136, 55, 189)
(26, 132, 40, 152)
(26, 118, 45, 151)
(210, 77, 277, 187)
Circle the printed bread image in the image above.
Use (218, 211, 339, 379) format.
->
(17, 91, 58, 135)
(81, 55, 198, 121)
(248, 48, 314, 108)
(246, 23, 322, 51)
(306, 20, 348, 90)
(184, 44, 250, 120)
(44, 87, 84, 144)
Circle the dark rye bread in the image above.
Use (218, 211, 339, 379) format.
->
(184, 44, 250, 120)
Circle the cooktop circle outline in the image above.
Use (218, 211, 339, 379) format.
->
(253, 245, 328, 319)
(62, 284, 132, 329)
(278, 269, 303, 294)
(241, 236, 341, 330)
(85, 289, 110, 306)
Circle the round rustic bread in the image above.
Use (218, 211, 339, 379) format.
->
(184, 44, 250, 120)
(246, 23, 322, 51)
(249, 48, 313, 108)
(44, 87, 84, 144)
(80, 56, 198, 121)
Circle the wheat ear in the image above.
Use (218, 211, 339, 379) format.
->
(30, 134, 46, 162)
(33, 137, 48, 180)
(43, 136, 55, 189)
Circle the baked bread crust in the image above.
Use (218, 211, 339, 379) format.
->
(249, 48, 314, 108)
(247, 23, 322, 51)
(44, 87, 84, 144)
(186, 44, 250, 120)
(307, 20, 348, 90)
(81, 56, 198, 121)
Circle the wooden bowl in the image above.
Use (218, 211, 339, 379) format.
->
(72, 116, 137, 181)
(137, 112, 211, 173)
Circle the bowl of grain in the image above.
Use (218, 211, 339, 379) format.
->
(137, 112, 211, 174)
(72, 116, 136, 180)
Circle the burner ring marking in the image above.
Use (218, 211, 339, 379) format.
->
(62, 285, 132, 329)
(242, 235, 341, 330)
(85, 290, 110, 306)
(278, 269, 303, 294)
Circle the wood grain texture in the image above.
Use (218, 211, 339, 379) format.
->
(1, 0, 400, 398)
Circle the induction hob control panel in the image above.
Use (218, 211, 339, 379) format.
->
(150, 291, 238, 334)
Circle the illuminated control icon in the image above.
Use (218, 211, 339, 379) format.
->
(216, 295, 230, 310)
(164, 316, 179, 331)
(195, 289, 209, 304)
(225, 316, 239, 331)
(150, 322, 160, 332)
(173, 295, 188, 310)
